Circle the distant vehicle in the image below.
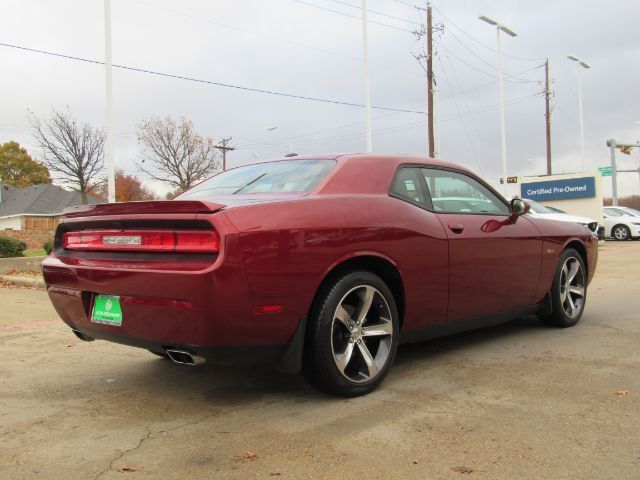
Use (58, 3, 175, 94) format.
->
(523, 199, 598, 236)
(42, 154, 598, 396)
(545, 205, 566, 214)
(602, 207, 640, 241)
(604, 206, 640, 218)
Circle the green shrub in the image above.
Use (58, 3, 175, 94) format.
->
(0, 236, 27, 258)
(43, 239, 54, 255)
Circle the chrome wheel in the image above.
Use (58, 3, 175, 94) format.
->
(331, 285, 393, 384)
(559, 257, 585, 319)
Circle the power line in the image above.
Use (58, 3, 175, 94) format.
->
(325, 0, 420, 25)
(0, 42, 428, 115)
(290, 0, 413, 32)
(437, 42, 540, 84)
(442, 25, 545, 82)
(137, 0, 422, 79)
(430, 3, 546, 62)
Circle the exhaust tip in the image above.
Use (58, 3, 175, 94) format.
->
(165, 349, 206, 366)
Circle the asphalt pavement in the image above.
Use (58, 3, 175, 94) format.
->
(1, 241, 639, 479)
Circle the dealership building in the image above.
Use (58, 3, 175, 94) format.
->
(519, 172, 604, 224)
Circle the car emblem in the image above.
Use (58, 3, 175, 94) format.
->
(105, 299, 112, 311)
(103, 235, 142, 245)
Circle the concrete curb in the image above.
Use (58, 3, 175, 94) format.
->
(0, 275, 46, 289)
(0, 256, 46, 274)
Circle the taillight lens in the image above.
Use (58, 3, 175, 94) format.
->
(62, 230, 219, 253)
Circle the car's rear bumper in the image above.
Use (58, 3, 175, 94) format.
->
(41, 228, 313, 372)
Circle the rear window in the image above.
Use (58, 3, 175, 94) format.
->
(177, 159, 336, 198)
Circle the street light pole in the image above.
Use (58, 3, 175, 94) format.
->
(361, 0, 373, 152)
(567, 55, 591, 172)
(104, 0, 115, 203)
(479, 15, 517, 196)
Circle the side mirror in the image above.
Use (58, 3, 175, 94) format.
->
(511, 198, 530, 216)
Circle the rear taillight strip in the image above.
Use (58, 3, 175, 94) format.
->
(62, 230, 219, 253)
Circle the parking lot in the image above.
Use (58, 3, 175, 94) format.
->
(1, 241, 639, 479)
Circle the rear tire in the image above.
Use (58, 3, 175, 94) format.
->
(540, 248, 587, 328)
(303, 271, 399, 397)
(612, 224, 630, 241)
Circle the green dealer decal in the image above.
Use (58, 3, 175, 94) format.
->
(91, 295, 123, 326)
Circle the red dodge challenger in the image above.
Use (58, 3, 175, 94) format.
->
(43, 154, 598, 396)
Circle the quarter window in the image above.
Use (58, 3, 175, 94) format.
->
(390, 167, 430, 209)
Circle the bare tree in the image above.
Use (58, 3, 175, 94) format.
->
(29, 108, 104, 204)
(136, 116, 221, 193)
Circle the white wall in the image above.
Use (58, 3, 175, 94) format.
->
(0, 217, 23, 230)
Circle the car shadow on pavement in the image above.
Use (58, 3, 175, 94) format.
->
(83, 314, 552, 408)
(393, 314, 549, 368)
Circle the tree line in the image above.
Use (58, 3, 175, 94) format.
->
(0, 108, 222, 203)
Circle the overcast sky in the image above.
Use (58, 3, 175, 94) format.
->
(2, 0, 639, 198)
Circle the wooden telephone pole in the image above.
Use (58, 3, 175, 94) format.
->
(426, 4, 435, 158)
(545, 59, 552, 175)
(216, 137, 235, 171)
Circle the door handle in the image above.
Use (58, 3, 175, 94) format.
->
(448, 223, 464, 234)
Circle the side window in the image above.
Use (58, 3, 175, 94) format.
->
(390, 167, 431, 209)
(421, 168, 509, 215)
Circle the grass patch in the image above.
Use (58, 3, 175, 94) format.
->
(24, 249, 46, 257)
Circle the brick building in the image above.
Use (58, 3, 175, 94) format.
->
(0, 183, 102, 248)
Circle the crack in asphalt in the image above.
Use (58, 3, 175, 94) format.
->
(94, 429, 152, 480)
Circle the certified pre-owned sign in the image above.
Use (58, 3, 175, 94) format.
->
(521, 177, 596, 201)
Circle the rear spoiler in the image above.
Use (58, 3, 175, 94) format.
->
(62, 200, 227, 218)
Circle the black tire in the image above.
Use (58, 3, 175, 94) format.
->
(540, 248, 587, 328)
(303, 271, 399, 397)
(612, 224, 631, 241)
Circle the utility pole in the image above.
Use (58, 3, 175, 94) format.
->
(104, 0, 115, 203)
(216, 137, 235, 171)
(426, 3, 435, 158)
(545, 59, 552, 175)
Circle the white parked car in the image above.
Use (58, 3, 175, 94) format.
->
(602, 207, 640, 240)
(522, 199, 599, 236)
(604, 206, 640, 218)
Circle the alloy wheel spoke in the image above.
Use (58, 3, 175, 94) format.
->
(357, 341, 379, 378)
(566, 294, 577, 316)
(335, 305, 352, 329)
(362, 319, 393, 337)
(334, 341, 355, 374)
(569, 285, 585, 297)
(567, 261, 580, 284)
(355, 286, 375, 325)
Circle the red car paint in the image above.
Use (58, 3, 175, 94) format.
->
(42, 154, 598, 368)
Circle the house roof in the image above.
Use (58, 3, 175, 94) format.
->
(0, 183, 103, 217)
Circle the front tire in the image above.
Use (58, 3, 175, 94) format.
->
(303, 271, 399, 397)
(612, 224, 631, 241)
(540, 248, 587, 328)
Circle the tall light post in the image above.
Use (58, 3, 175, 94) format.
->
(104, 0, 115, 203)
(361, 0, 373, 152)
(567, 55, 591, 172)
(479, 15, 517, 196)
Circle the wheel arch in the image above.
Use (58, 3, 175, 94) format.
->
(563, 239, 588, 272)
(311, 254, 406, 328)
